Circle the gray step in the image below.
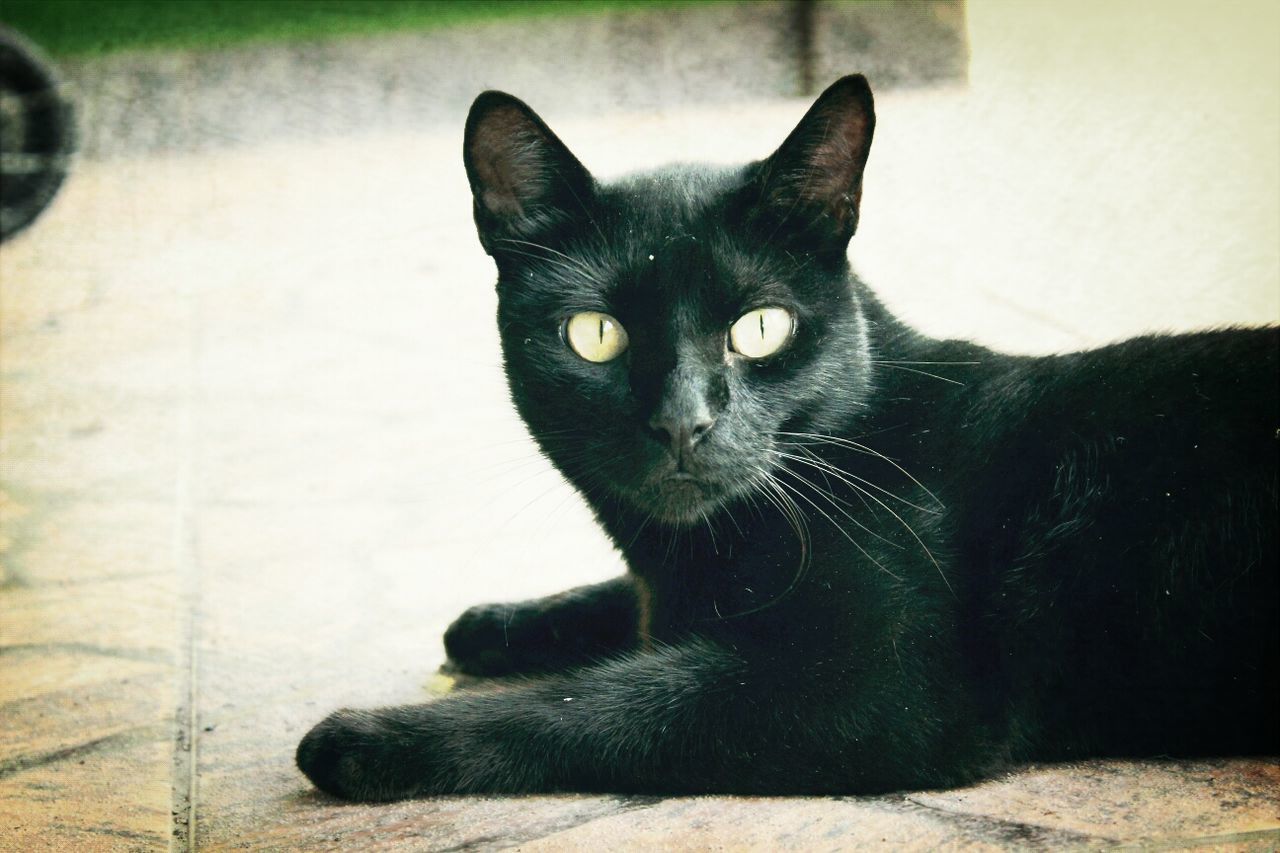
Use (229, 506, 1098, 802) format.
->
(42, 0, 966, 160)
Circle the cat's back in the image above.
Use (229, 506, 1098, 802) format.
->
(953, 325, 1279, 758)
(1049, 324, 1277, 434)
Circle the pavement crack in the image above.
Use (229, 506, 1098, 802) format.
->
(435, 796, 664, 852)
(883, 793, 1112, 847)
(0, 641, 171, 664)
(1113, 827, 1280, 850)
(0, 725, 160, 779)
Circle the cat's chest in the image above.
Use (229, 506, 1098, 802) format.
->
(621, 518, 790, 625)
(621, 509, 887, 645)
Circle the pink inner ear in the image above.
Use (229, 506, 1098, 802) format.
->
(801, 110, 870, 205)
(763, 80, 874, 236)
(471, 105, 549, 217)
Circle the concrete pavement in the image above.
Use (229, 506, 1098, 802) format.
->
(1, 0, 1277, 848)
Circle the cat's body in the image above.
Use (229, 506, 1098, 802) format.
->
(297, 76, 1278, 800)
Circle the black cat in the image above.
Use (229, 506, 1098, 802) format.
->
(297, 75, 1279, 801)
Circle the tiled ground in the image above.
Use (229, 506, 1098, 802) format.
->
(2, 1, 1279, 850)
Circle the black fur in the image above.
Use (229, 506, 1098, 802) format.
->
(297, 76, 1279, 801)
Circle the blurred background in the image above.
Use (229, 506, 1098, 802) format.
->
(1, 1, 1277, 849)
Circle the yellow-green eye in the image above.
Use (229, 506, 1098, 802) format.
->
(729, 307, 794, 359)
(566, 312, 629, 362)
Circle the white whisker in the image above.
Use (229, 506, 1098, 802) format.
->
(777, 430, 945, 509)
(870, 362, 966, 386)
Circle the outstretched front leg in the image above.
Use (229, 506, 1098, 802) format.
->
(443, 575, 641, 676)
(297, 637, 972, 800)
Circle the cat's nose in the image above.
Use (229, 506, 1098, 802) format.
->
(647, 413, 716, 460)
(644, 358, 727, 461)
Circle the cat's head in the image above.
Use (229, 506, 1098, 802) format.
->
(464, 77, 877, 526)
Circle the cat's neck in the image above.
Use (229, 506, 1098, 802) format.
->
(851, 276, 940, 362)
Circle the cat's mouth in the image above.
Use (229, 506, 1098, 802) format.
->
(611, 438, 765, 526)
(652, 474, 715, 523)
(627, 468, 740, 526)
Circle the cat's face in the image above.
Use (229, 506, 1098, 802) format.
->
(464, 78, 877, 525)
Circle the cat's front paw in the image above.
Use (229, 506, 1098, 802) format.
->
(296, 709, 438, 802)
(443, 603, 530, 676)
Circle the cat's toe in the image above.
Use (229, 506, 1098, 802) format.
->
(443, 604, 524, 676)
(296, 710, 418, 802)
(296, 713, 350, 797)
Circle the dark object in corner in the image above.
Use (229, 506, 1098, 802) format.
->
(0, 26, 74, 243)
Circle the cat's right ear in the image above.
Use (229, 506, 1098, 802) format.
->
(463, 92, 596, 255)
(748, 75, 876, 252)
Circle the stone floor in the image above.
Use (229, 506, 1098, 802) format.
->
(2, 1, 1279, 850)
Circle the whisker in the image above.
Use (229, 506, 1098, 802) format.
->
(842, 475, 953, 597)
(873, 360, 981, 366)
(769, 469, 903, 582)
(790, 443, 881, 517)
(486, 245, 586, 278)
(871, 362, 965, 386)
(773, 430, 954, 596)
(701, 507, 720, 555)
(769, 454, 903, 550)
(773, 446, 940, 516)
(559, 179, 610, 247)
(711, 467, 812, 620)
(777, 430, 945, 509)
(623, 510, 655, 552)
(497, 476, 576, 532)
(495, 238, 597, 278)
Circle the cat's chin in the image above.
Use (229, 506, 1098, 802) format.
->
(628, 474, 733, 527)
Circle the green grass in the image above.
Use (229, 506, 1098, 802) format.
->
(1, 0, 696, 58)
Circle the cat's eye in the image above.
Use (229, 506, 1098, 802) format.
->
(565, 312, 629, 363)
(728, 307, 794, 359)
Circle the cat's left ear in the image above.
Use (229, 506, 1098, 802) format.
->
(463, 91, 596, 255)
(751, 75, 876, 250)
